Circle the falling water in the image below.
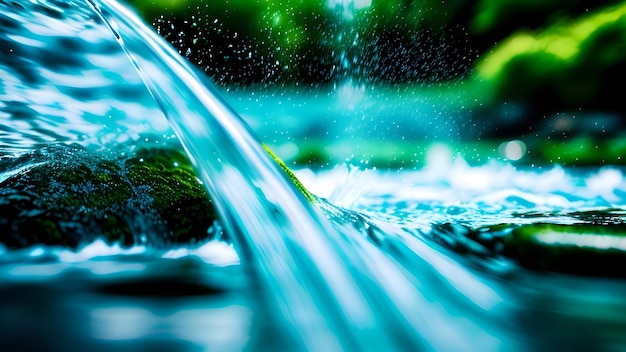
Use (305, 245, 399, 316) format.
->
(86, 0, 454, 350)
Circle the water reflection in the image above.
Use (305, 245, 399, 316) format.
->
(0, 240, 250, 352)
(90, 303, 252, 350)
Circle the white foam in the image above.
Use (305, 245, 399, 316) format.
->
(57, 239, 146, 263)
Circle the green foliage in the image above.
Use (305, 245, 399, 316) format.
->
(364, 0, 463, 28)
(473, 0, 543, 34)
(533, 137, 626, 165)
(475, 2, 626, 113)
(129, 0, 475, 85)
(0, 144, 217, 249)
(471, 0, 621, 35)
(129, 0, 333, 85)
(263, 144, 316, 202)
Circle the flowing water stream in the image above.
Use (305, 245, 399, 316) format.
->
(2, 0, 626, 351)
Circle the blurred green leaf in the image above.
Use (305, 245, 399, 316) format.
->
(475, 2, 626, 113)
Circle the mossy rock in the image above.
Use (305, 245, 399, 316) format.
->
(431, 212, 626, 278)
(502, 223, 626, 278)
(0, 144, 218, 249)
(123, 147, 218, 243)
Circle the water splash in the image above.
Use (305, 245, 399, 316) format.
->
(86, 0, 443, 350)
(328, 0, 371, 20)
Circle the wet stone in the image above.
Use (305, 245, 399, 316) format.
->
(431, 214, 626, 278)
(0, 143, 218, 249)
(502, 223, 626, 278)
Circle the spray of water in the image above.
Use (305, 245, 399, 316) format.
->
(85, 0, 456, 350)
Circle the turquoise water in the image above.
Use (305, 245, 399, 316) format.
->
(2, 1, 626, 351)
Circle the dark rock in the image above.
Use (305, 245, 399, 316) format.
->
(503, 223, 626, 278)
(431, 211, 626, 278)
(0, 143, 218, 249)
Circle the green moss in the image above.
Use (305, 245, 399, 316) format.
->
(431, 210, 626, 278)
(264, 144, 316, 203)
(0, 140, 328, 249)
(472, 0, 553, 35)
(503, 223, 626, 278)
(124, 147, 217, 243)
(0, 144, 218, 249)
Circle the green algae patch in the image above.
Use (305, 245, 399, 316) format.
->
(0, 144, 217, 249)
(263, 144, 316, 203)
(502, 223, 626, 278)
(124, 147, 217, 243)
(0, 142, 316, 249)
(431, 214, 626, 278)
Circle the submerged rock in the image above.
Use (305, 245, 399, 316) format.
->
(502, 223, 626, 278)
(0, 144, 218, 249)
(431, 213, 626, 278)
